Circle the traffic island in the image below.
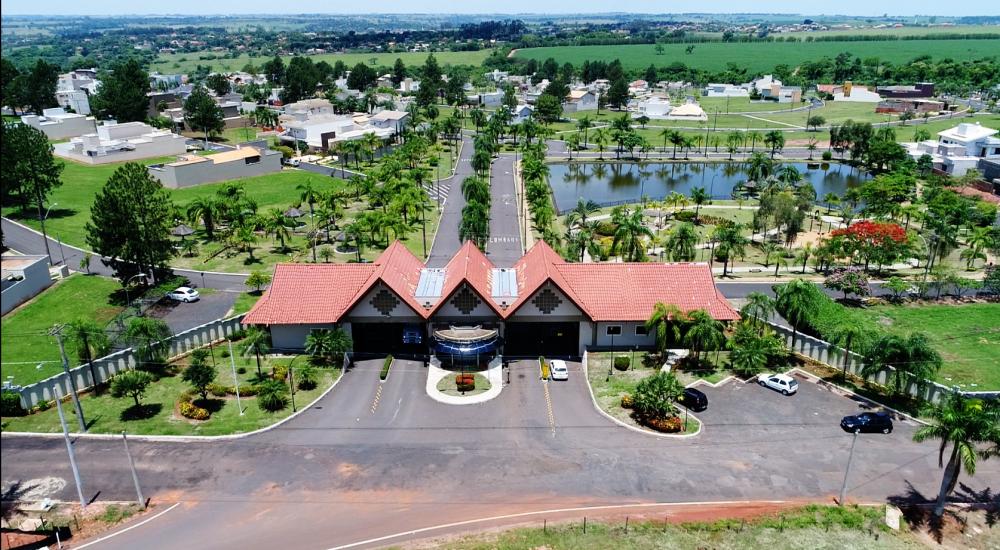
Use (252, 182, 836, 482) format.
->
(425, 357, 503, 405)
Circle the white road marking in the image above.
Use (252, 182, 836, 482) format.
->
(74, 502, 181, 549)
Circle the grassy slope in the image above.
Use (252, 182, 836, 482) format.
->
(513, 38, 1000, 72)
(153, 49, 492, 74)
(1, 274, 124, 385)
(856, 303, 1000, 390)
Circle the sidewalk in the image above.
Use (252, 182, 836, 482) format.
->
(426, 360, 504, 405)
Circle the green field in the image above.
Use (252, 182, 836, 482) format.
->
(513, 38, 1000, 72)
(153, 49, 492, 74)
(856, 303, 1000, 390)
(778, 24, 1000, 38)
(1, 274, 124, 386)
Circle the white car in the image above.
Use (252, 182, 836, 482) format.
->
(549, 360, 569, 381)
(167, 286, 200, 303)
(758, 373, 798, 395)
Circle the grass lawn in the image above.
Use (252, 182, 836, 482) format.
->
(436, 372, 491, 396)
(1, 351, 340, 436)
(586, 351, 699, 434)
(513, 38, 1000, 72)
(430, 504, 922, 549)
(1, 274, 124, 386)
(231, 291, 263, 315)
(153, 49, 492, 74)
(856, 303, 1000, 390)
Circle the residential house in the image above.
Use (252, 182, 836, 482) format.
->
(368, 110, 410, 136)
(634, 96, 672, 119)
(832, 82, 881, 102)
(703, 83, 750, 97)
(55, 121, 187, 164)
(399, 78, 421, 93)
(278, 114, 396, 151)
(243, 240, 738, 357)
(282, 98, 335, 119)
(628, 80, 649, 95)
(563, 90, 598, 113)
(1, 255, 53, 316)
(149, 73, 185, 91)
(55, 68, 100, 115)
(468, 91, 503, 108)
(876, 82, 935, 99)
(485, 69, 509, 82)
(875, 98, 945, 115)
(664, 102, 708, 121)
(148, 145, 282, 189)
(20, 108, 97, 140)
(904, 123, 1000, 175)
(510, 104, 534, 124)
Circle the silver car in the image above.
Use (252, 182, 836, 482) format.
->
(549, 360, 569, 381)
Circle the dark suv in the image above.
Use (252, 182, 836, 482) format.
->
(840, 412, 893, 434)
(678, 388, 708, 412)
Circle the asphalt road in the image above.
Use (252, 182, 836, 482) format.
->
(147, 291, 239, 333)
(2, 358, 995, 549)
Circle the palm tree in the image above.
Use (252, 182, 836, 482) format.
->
(663, 222, 698, 261)
(912, 393, 1000, 518)
(689, 186, 709, 224)
(823, 193, 841, 214)
(67, 319, 111, 393)
(659, 128, 675, 156)
(565, 132, 581, 160)
(363, 132, 382, 164)
(760, 241, 780, 268)
(233, 223, 259, 261)
(684, 309, 726, 363)
(863, 333, 942, 396)
(240, 326, 270, 378)
(713, 223, 749, 277)
(645, 302, 685, 355)
(772, 254, 789, 278)
(764, 130, 785, 158)
(668, 130, 685, 160)
(748, 130, 763, 153)
(344, 221, 365, 262)
(773, 278, 815, 348)
(567, 220, 601, 263)
(746, 152, 773, 185)
(739, 291, 775, 333)
(611, 208, 654, 262)
(726, 131, 742, 160)
(829, 321, 865, 382)
(297, 181, 320, 223)
(125, 317, 172, 369)
(262, 208, 292, 250)
(566, 198, 600, 229)
(797, 242, 814, 273)
(186, 197, 222, 240)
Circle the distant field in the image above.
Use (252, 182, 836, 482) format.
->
(513, 38, 1000, 72)
(153, 49, 492, 73)
(776, 24, 1000, 38)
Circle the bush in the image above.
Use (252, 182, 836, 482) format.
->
(644, 416, 683, 433)
(207, 383, 229, 397)
(822, 151, 833, 161)
(272, 364, 288, 382)
(613, 356, 631, 371)
(620, 394, 634, 409)
(380, 355, 393, 381)
(297, 365, 317, 391)
(1, 391, 27, 417)
(256, 380, 289, 412)
(632, 371, 684, 420)
(236, 366, 246, 374)
(673, 210, 696, 222)
(594, 221, 618, 237)
(179, 400, 210, 420)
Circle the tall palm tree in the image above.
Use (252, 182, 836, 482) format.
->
(746, 152, 773, 184)
(186, 197, 222, 240)
(748, 130, 763, 153)
(262, 208, 292, 250)
(913, 393, 1000, 518)
(668, 130, 685, 160)
(566, 198, 600, 229)
(726, 131, 742, 160)
(764, 130, 785, 158)
(689, 186, 709, 224)
(713, 223, 749, 277)
(739, 291, 775, 333)
(645, 302, 685, 355)
(240, 326, 270, 377)
(297, 180, 320, 223)
(773, 278, 815, 348)
(611, 208, 654, 262)
(663, 222, 698, 261)
(576, 115, 592, 148)
(592, 128, 610, 160)
(830, 321, 866, 382)
(233, 223, 259, 261)
(863, 333, 942, 396)
(67, 319, 111, 393)
(684, 309, 726, 363)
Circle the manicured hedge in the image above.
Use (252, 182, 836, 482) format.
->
(380, 355, 393, 381)
(613, 356, 631, 371)
(776, 283, 880, 354)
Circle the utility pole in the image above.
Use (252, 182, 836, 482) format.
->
(288, 366, 296, 412)
(121, 431, 145, 509)
(228, 340, 243, 415)
(81, 332, 99, 396)
(839, 431, 859, 506)
(51, 325, 86, 432)
(55, 396, 86, 508)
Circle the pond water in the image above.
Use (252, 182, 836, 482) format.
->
(547, 162, 867, 213)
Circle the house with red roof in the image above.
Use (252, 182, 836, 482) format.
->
(243, 240, 739, 358)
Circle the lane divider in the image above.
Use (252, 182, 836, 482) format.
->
(543, 381, 556, 437)
(370, 384, 383, 415)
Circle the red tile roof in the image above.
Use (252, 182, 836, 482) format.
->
(244, 240, 738, 326)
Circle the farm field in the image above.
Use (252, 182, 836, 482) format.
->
(513, 38, 1000, 72)
(153, 49, 493, 74)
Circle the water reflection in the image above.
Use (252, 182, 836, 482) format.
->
(548, 161, 866, 212)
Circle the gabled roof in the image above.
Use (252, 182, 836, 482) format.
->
(427, 240, 502, 317)
(243, 263, 376, 325)
(504, 241, 591, 319)
(345, 241, 427, 318)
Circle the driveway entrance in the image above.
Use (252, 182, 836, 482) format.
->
(504, 322, 579, 357)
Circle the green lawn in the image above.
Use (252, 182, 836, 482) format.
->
(436, 372, 491, 396)
(856, 303, 1000, 390)
(2, 351, 339, 436)
(1, 274, 124, 386)
(430, 504, 922, 549)
(231, 291, 263, 315)
(153, 49, 491, 74)
(513, 38, 1000, 72)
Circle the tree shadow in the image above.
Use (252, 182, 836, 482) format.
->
(120, 403, 162, 421)
(954, 482, 998, 527)
(192, 398, 224, 414)
(243, 256, 262, 266)
(886, 480, 964, 543)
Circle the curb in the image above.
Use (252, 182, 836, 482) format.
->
(581, 354, 703, 439)
(1, 367, 348, 443)
(425, 363, 503, 405)
(787, 367, 930, 427)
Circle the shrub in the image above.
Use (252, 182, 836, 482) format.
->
(613, 356, 631, 371)
(632, 371, 684, 420)
(644, 415, 683, 433)
(220, 348, 231, 358)
(822, 151, 833, 161)
(594, 221, 618, 237)
(207, 383, 229, 397)
(110, 370, 154, 407)
(179, 400, 210, 420)
(620, 394, 634, 409)
(297, 365, 317, 391)
(256, 380, 289, 412)
(236, 366, 246, 374)
(237, 384, 259, 396)
(35, 400, 51, 412)
(1, 391, 27, 417)
(673, 210, 696, 222)
(272, 364, 288, 382)
(380, 355, 393, 381)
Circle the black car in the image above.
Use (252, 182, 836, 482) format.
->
(840, 412, 893, 434)
(678, 388, 708, 412)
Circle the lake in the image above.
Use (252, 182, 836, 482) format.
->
(547, 162, 867, 213)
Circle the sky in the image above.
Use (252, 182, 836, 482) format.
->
(1, 1, 996, 17)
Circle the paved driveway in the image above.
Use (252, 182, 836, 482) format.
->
(147, 291, 238, 333)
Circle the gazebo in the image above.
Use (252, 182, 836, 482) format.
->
(171, 223, 195, 240)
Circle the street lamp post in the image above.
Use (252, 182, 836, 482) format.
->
(123, 272, 148, 317)
(39, 202, 58, 266)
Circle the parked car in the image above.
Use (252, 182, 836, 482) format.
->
(841, 412, 893, 434)
(166, 286, 200, 303)
(402, 324, 423, 345)
(549, 360, 569, 381)
(758, 373, 798, 395)
(678, 387, 708, 412)
(286, 158, 301, 167)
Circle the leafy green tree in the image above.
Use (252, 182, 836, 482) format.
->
(110, 370, 154, 407)
(392, 58, 407, 86)
(806, 115, 826, 131)
(739, 291, 775, 333)
(184, 86, 225, 144)
(0, 58, 21, 111)
(606, 77, 629, 110)
(262, 56, 286, 87)
(281, 56, 320, 104)
(728, 324, 782, 377)
(19, 59, 59, 114)
(0, 123, 64, 262)
(689, 186, 709, 223)
(206, 73, 231, 96)
(913, 394, 1000, 518)
(92, 58, 149, 122)
(713, 223, 749, 277)
(683, 309, 726, 363)
(764, 130, 785, 158)
(86, 163, 175, 282)
(534, 94, 563, 124)
(611, 207, 654, 261)
(182, 349, 216, 401)
(304, 328, 352, 365)
(415, 54, 442, 107)
(346, 62, 377, 91)
(884, 276, 911, 301)
(632, 371, 684, 420)
(246, 270, 272, 294)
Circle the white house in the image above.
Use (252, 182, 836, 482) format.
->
(282, 98, 335, 119)
(20, 108, 97, 140)
(510, 104, 534, 125)
(55, 121, 187, 164)
(278, 114, 396, 151)
(399, 78, 421, 93)
(55, 68, 100, 115)
(634, 96, 672, 119)
(703, 83, 749, 97)
(904, 122, 1000, 175)
(563, 90, 598, 113)
(833, 83, 882, 103)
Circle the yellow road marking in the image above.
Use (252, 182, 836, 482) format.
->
(542, 382, 556, 436)
(370, 384, 383, 414)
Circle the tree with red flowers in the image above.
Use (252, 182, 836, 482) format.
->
(830, 221, 910, 272)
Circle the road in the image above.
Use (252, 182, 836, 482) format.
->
(2, 358, 995, 549)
